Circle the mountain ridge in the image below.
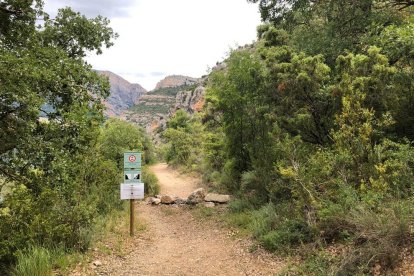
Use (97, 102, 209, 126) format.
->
(154, 75, 198, 90)
(98, 70, 147, 117)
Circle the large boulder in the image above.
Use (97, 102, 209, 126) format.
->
(204, 193, 230, 203)
(187, 188, 206, 204)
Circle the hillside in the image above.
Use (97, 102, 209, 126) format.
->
(98, 71, 147, 117)
(125, 85, 194, 131)
(125, 75, 205, 132)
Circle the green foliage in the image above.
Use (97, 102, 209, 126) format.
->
(0, 2, 157, 273)
(336, 201, 414, 274)
(11, 245, 79, 276)
(142, 166, 160, 196)
(249, 0, 409, 64)
(149, 85, 196, 96)
(11, 246, 52, 276)
(162, 110, 204, 170)
(42, 8, 117, 58)
(98, 118, 154, 168)
(193, 2, 414, 273)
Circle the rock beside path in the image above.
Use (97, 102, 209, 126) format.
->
(160, 195, 176, 204)
(150, 189, 231, 206)
(187, 188, 206, 205)
(203, 202, 215, 208)
(149, 197, 161, 205)
(175, 197, 187, 205)
(204, 193, 230, 203)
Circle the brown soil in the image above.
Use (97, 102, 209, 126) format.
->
(89, 163, 284, 276)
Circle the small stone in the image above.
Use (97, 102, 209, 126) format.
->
(93, 260, 102, 267)
(150, 197, 161, 205)
(160, 195, 175, 204)
(187, 188, 206, 205)
(204, 193, 230, 203)
(203, 202, 215, 208)
(175, 197, 187, 205)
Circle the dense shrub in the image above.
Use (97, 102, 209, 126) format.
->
(0, 119, 156, 272)
(142, 166, 160, 196)
(162, 110, 204, 171)
(164, 7, 414, 273)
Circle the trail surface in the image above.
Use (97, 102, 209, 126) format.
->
(92, 163, 283, 275)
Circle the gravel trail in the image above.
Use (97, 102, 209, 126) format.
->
(92, 163, 283, 276)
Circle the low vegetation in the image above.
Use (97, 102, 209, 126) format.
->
(149, 85, 197, 97)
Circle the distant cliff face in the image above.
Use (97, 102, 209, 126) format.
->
(125, 84, 192, 131)
(98, 71, 147, 116)
(155, 75, 198, 90)
(174, 86, 205, 114)
(123, 73, 203, 131)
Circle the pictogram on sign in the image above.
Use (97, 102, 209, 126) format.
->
(124, 152, 141, 169)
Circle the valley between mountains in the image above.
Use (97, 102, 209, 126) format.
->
(98, 71, 204, 134)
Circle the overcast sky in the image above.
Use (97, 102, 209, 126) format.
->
(44, 0, 261, 90)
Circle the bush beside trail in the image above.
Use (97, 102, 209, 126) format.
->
(161, 5, 414, 274)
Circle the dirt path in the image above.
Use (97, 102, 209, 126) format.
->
(150, 163, 199, 198)
(93, 163, 283, 275)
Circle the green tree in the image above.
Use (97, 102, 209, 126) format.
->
(98, 118, 154, 169)
(162, 110, 204, 170)
(0, 2, 120, 269)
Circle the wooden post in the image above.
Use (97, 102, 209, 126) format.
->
(130, 199, 135, 236)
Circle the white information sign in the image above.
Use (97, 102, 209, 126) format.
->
(120, 183, 145, 200)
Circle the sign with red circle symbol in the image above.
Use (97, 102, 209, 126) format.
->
(128, 155, 136, 162)
(124, 152, 141, 169)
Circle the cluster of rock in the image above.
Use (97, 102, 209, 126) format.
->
(148, 188, 230, 208)
(174, 86, 205, 114)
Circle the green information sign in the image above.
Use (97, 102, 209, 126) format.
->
(122, 152, 143, 237)
(123, 152, 141, 169)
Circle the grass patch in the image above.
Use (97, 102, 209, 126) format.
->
(23, 202, 147, 274)
(142, 166, 160, 196)
(192, 205, 215, 220)
(11, 246, 85, 276)
(12, 246, 52, 276)
(224, 196, 414, 275)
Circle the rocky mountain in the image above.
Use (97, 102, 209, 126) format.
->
(124, 74, 206, 133)
(155, 75, 198, 90)
(98, 71, 206, 134)
(98, 71, 147, 117)
(125, 84, 194, 132)
(174, 86, 205, 113)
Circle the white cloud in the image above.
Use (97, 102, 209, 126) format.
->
(44, 0, 261, 90)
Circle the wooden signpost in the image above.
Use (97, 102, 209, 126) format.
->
(121, 152, 144, 236)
